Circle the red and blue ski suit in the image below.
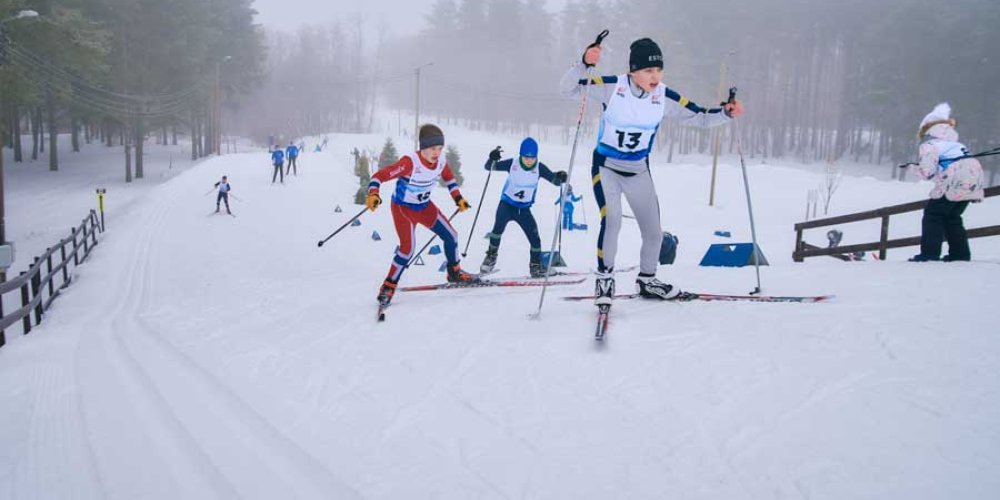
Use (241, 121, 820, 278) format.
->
(369, 152, 464, 283)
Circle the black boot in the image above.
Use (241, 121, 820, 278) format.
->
(636, 274, 681, 300)
(529, 262, 545, 278)
(377, 280, 397, 305)
(480, 251, 498, 274)
(446, 263, 476, 284)
(595, 270, 615, 306)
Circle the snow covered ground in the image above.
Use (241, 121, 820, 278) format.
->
(1, 124, 999, 499)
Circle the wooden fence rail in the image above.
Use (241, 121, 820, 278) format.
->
(793, 186, 1000, 262)
(0, 210, 102, 348)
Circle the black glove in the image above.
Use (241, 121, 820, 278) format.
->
(488, 146, 503, 162)
(553, 171, 568, 186)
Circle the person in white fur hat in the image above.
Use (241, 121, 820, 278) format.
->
(906, 103, 985, 262)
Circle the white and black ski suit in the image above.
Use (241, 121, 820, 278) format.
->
(559, 61, 731, 275)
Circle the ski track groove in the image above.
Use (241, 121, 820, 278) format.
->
(77, 200, 241, 499)
(126, 196, 362, 499)
(74, 195, 359, 499)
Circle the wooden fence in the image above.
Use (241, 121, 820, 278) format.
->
(793, 186, 1000, 261)
(0, 210, 102, 347)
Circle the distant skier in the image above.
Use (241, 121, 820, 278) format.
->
(560, 37, 743, 303)
(270, 145, 285, 183)
(285, 142, 300, 176)
(906, 103, 985, 262)
(555, 183, 584, 231)
(366, 124, 476, 305)
(214, 175, 232, 214)
(480, 138, 568, 277)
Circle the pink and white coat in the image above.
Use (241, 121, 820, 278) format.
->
(913, 123, 985, 202)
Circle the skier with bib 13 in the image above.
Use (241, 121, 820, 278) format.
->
(560, 37, 744, 305)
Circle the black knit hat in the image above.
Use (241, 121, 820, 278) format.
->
(418, 124, 445, 150)
(629, 38, 663, 72)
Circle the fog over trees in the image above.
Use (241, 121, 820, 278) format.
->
(3, 0, 998, 179)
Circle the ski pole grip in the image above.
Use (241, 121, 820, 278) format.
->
(728, 87, 738, 104)
(594, 29, 609, 45)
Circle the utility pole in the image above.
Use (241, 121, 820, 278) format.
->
(413, 62, 433, 150)
(709, 51, 736, 207)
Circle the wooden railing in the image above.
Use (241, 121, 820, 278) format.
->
(793, 186, 1000, 262)
(0, 210, 102, 347)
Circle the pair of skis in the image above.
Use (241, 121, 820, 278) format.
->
(376, 272, 832, 330)
(377, 275, 586, 321)
(562, 291, 834, 342)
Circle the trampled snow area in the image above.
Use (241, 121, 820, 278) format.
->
(1, 124, 999, 499)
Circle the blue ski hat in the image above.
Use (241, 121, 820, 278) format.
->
(519, 137, 538, 158)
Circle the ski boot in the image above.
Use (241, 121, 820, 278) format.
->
(446, 263, 477, 284)
(529, 261, 546, 278)
(480, 251, 498, 274)
(594, 270, 615, 306)
(377, 280, 397, 305)
(636, 274, 681, 300)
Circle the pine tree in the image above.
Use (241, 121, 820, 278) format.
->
(443, 145, 463, 186)
(378, 137, 397, 169)
(354, 154, 371, 205)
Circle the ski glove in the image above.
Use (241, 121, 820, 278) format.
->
(488, 146, 503, 162)
(553, 171, 568, 186)
(366, 193, 382, 212)
(454, 196, 471, 212)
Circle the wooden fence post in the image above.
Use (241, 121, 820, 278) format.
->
(82, 223, 90, 257)
(60, 243, 70, 287)
(794, 228, 804, 262)
(879, 215, 890, 260)
(71, 228, 80, 266)
(20, 272, 31, 335)
(46, 249, 55, 301)
(30, 258, 43, 326)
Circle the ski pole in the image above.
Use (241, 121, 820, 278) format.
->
(532, 28, 609, 320)
(728, 87, 763, 295)
(898, 145, 1000, 169)
(461, 155, 500, 258)
(317, 207, 367, 247)
(229, 193, 243, 202)
(405, 208, 462, 268)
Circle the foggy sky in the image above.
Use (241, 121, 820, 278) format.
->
(252, 0, 566, 34)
